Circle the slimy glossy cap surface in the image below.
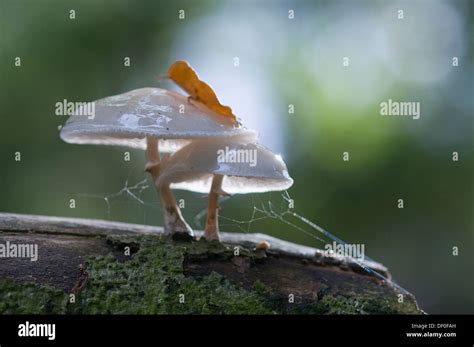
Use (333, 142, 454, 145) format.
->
(60, 88, 256, 152)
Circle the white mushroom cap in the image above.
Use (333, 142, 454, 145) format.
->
(157, 138, 293, 194)
(60, 88, 257, 152)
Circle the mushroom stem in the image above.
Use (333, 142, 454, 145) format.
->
(160, 183, 193, 235)
(144, 137, 161, 187)
(146, 137, 160, 163)
(204, 174, 224, 241)
(145, 136, 193, 236)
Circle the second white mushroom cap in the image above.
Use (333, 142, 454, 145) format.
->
(157, 138, 293, 194)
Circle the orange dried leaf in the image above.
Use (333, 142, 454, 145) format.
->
(168, 60, 237, 124)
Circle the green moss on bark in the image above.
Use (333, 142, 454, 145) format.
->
(0, 235, 422, 314)
(0, 280, 68, 314)
(68, 236, 271, 314)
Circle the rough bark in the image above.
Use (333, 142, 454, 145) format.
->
(0, 213, 423, 314)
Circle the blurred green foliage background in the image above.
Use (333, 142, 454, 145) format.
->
(0, 0, 472, 313)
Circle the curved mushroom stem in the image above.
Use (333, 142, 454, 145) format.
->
(204, 174, 224, 241)
(160, 182, 193, 235)
(145, 137, 193, 237)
